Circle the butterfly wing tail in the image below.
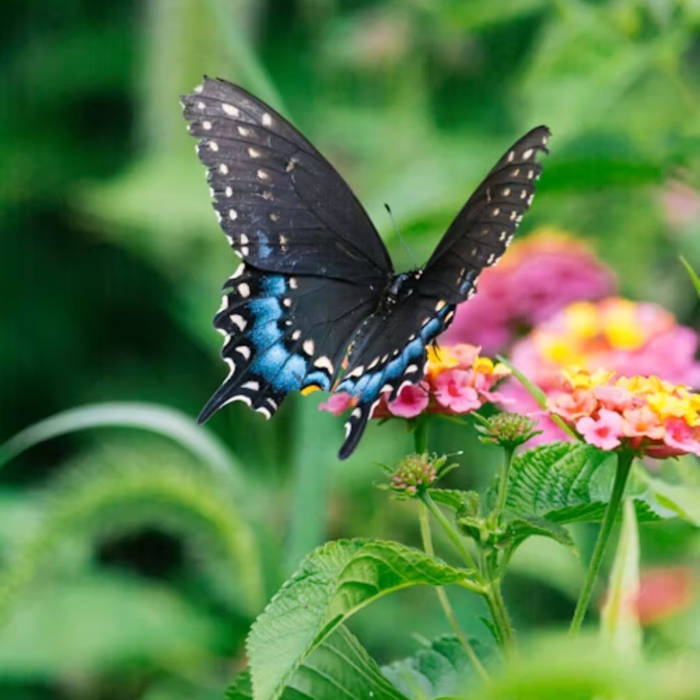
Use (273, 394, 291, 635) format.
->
(338, 403, 374, 460)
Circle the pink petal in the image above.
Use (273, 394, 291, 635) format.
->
(318, 392, 354, 416)
(387, 382, 430, 419)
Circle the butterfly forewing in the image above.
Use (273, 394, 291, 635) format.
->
(181, 77, 392, 279)
(417, 126, 550, 303)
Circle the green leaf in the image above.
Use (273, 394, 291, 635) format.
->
(680, 256, 700, 297)
(382, 634, 492, 699)
(503, 514, 574, 550)
(247, 539, 476, 700)
(505, 443, 662, 524)
(0, 402, 244, 488)
(430, 489, 480, 517)
(227, 669, 254, 700)
(601, 500, 641, 657)
(634, 469, 700, 526)
(229, 626, 409, 700)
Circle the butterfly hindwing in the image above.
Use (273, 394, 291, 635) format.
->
(335, 295, 455, 458)
(201, 263, 380, 421)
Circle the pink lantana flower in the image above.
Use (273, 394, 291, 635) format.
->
(575, 409, 624, 451)
(546, 369, 700, 457)
(319, 344, 511, 423)
(434, 369, 482, 413)
(440, 229, 615, 354)
(318, 393, 356, 416)
(502, 297, 700, 443)
(387, 382, 430, 418)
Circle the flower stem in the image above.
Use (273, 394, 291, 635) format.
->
(420, 491, 478, 572)
(496, 355, 580, 441)
(413, 415, 429, 453)
(495, 446, 515, 522)
(418, 502, 489, 682)
(569, 450, 635, 635)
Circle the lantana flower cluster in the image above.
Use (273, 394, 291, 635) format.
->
(502, 297, 700, 443)
(440, 228, 615, 353)
(546, 368, 700, 457)
(319, 344, 510, 420)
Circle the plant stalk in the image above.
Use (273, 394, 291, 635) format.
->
(494, 446, 515, 522)
(569, 450, 635, 635)
(413, 415, 429, 453)
(420, 491, 478, 572)
(418, 502, 489, 682)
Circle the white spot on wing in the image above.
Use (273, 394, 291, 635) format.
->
(230, 314, 246, 331)
(261, 112, 272, 126)
(238, 283, 250, 298)
(229, 209, 238, 220)
(222, 103, 239, 117)
(303, 339, 315, 356)
(219, 163, 229, 174)
(314, 356, 334, 373)
(235, 345, 251, 360)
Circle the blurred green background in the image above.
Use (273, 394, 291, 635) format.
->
(1, 0, 698, 698)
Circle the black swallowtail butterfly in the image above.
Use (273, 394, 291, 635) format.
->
(181, 77, 549, 459)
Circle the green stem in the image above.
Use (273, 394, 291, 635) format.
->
(418, 503, 489, 682)
(496, 355, 580, 441)
(420, 491, 478, 572)
(494, 446, 515, 522)
(569, 450, 635, 635)
(413, 415, 429, 453)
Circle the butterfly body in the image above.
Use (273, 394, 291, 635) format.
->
(182, 77, 549, 458)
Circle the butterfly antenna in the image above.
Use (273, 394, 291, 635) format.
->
(384, 203, 417, 268)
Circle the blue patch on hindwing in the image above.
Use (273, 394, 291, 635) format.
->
(303, 370, 332, 392)
(337, 306, 452, 400)
(241, 273, 328, 395)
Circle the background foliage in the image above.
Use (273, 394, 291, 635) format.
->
(2, 0, 698, 698)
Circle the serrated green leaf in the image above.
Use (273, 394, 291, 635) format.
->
(505, 443, 663, 525)
(382, 634, 492, 699)
(227, 669, 253, 700)
(504, 515, 574, 550)
(247, 539, 476, 700)
(430, 489, 479, 517)
(229, 626, 408, 700)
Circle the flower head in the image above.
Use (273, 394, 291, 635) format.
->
(500, 297, 700, 443)
(440, 229, 615, 353)
(383, 452, 458, 498)
(319, 343, 511, 423)
(474, 412, 541, 450)
(547, 369, 700, 456)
